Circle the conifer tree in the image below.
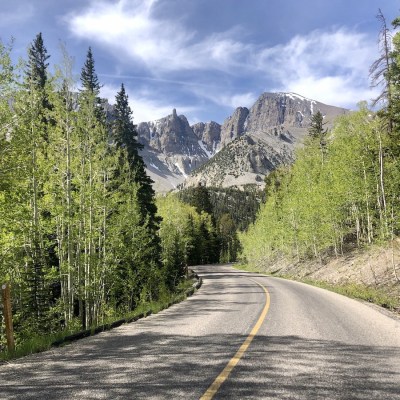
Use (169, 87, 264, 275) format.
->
(112, 84, 161, 236)
(80, 47, 104, 123)
(19, 33, 56, 329)
(26, 33, 49, 91)
(80, 47, 100, 94)
(308, 110, 328, 162)
(187, 183, 214, 224)
(113, 83, 142, 158)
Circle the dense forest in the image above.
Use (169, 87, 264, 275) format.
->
(240, 13, 400, 275)
(178, 185, 264, 231)
(0, 34, 222, 350)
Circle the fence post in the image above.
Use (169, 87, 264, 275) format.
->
(1, 283, 15, 352)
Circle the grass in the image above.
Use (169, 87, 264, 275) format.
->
(0, 330, 73, 362)
(0, 278, 198, 362)
(295, 278, 399, 311)
(235, 263, 400, 312)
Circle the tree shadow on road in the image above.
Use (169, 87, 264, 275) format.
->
(0, 330, 399, 400)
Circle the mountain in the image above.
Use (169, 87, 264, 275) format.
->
(182, 134, 293, 188)
(192, 121, 221, 156)
(183, 92, 347, 189)
(137, 92, 348, 192)
(137, 108, 210, 192)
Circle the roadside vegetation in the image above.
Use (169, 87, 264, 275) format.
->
(0, 34, 208, 358)
(238, 262, 400, 312)
(239, 11, 400, 304)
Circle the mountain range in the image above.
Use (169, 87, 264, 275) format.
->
(136, 92, 348, 192)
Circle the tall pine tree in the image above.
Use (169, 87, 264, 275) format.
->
(112, 84, 162, 299)
(17, 33, 54, 330)
(113, 84, 161, 234)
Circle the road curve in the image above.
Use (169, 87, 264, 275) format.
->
(0, 264, 399, 399)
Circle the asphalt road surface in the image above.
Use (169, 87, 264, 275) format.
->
(1, 264, 399, 399)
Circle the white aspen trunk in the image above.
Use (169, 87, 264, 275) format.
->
(362, 161, 372, 244)
(66, 121, 73, 324)
(378, 129, 388, 237)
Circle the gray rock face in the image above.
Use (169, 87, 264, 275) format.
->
(137, 110, 209, 179)
(138, 109, 195, 154)
(219, 106, 249, 149)
(192, 121, 221, 155)
(183, 134, 293, 189)
(136, 93, 347, 192)
(245, 92, 346, 140)
(183, 92, 347, 189)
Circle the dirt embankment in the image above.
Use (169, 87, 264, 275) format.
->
(257, 239, 400, 301)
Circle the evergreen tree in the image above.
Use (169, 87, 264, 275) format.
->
(112, 84, 162, 303)
(80, 47, 100, 94)
(25, 32, 53, 135)
(16, 33, 56, 331)
(113, 83, 142, 159)
(112, 84, 161, 234)
(308, 110, 328, 162)
(190, 183, 214, 216)
(218, 213, 240, 262)
(80, 47, 104, 123)
(26, 33, 49, 91)
(308, 111, 325, 139)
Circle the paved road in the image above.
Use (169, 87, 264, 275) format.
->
(1, 264, 400, 399)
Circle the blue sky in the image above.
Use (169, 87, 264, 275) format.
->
(1, 0, 399, 124)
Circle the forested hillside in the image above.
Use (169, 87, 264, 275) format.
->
(240, 14, 400, 284)
(178, 185, 264, 231)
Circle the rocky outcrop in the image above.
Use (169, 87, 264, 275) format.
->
(192, 121, 221, 156)
(219, 106, 249, 149)
(137, 109, 209, 179)
(183, 134, 293, 188)
(182, 92, 347, 189)
(244, 92, 348, 145)
(136, 93, 348, 192)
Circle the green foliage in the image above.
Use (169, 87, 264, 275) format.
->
(112, 84, 161, 238)
(178, 185, 264, 231)
(25, 32, 49, 90)
(80, 47, 100, 94)
(0, 34, 176, 351)
(178, 185, 263, 263)
(240, 103, 400, 268)
(308, 110, 327, 139)
(156, 194, 219, 286)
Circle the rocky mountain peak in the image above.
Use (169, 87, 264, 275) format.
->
(220, 106, 249, 149)
(244, 92, 315, 136)
(136, 109, 209, 189)
(136, 91, 348, 192)
(192, 121, 221, 156)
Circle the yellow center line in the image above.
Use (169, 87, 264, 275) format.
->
(200, 278, 271, 400)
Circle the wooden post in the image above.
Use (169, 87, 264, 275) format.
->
(1, 283, 15, 352)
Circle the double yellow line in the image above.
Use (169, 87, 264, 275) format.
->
(200, 279, 271, 400)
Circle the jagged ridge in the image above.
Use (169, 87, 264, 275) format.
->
(136, 92, 348, 192)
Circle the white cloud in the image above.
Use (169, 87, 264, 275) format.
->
(67, 0, 247, 73)
(192, 87, 257, 110)
(281, 76, 378, 108)
(255, 28, 378, 107)
(69, 1, 380, 110)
